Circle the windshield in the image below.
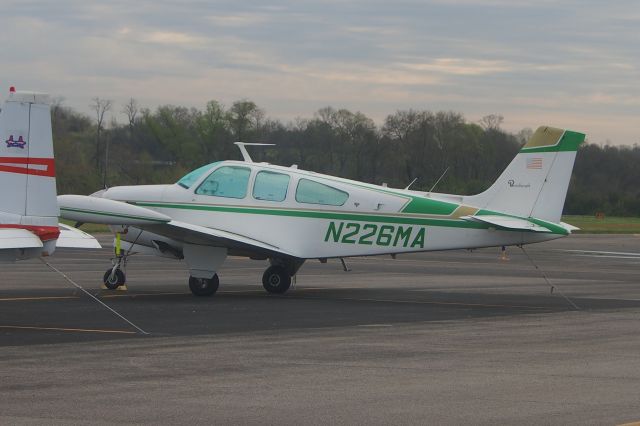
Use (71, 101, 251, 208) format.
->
(177, 162, 220, 189)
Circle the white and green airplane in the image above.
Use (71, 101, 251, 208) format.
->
(58, 125, 585, 296)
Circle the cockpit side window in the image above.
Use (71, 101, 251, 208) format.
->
(253, 171, 290, 202)
(195, 166, 251, 199)
(177, 162, 220, 189)
(295, 179, 349, 206)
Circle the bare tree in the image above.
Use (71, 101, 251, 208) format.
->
(122, 98, 138, 132)
(90, 97, 112, 185)
(516, 127, 533, 145)
(479, 114, 504, 131)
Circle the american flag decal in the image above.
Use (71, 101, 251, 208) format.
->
(526, 157, 543, 169)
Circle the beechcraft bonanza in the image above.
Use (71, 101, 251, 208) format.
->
(0, 87, 100, 263)
(58, 113, 585, 296)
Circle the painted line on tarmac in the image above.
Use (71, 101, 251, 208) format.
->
(0, 295, 80, 302)
(0, 325, 136, 334)
(574, 255, 640, 260)
(557, 249, 640, 257)
(101, 292, 189, 298)
(287, 295, 549, 310)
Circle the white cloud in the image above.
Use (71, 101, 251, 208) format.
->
(400, 58, 512, 75)
(206, 13, 271, 27)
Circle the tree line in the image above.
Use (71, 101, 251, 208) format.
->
(50, 99, 640, 217)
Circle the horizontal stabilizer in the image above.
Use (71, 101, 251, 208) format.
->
(0, 228, 44, 249)
(461, 215, 552, 233)
(58, 195, 171, 225)
(560, 222, 580, 232)
(56, 223, 102, 249)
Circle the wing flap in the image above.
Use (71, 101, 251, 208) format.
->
(0, 228, 43, 249)
(462, 215, 552, 233)
(56, 223, 102, 249)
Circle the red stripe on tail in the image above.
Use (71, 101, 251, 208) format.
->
(0, 157, 56, 177)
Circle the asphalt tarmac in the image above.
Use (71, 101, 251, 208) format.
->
(1, 234, 640, 424)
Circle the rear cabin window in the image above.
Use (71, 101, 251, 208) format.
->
(195, 166, 251, 199)
(295, 179, 349, 206)
(253, 171, 290, 202)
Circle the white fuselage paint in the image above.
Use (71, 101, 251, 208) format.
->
(104, 161, 562, 260)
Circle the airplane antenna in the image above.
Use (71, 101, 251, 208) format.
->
(404, 178, 418, 190)
(427, 166, 450, 194)
(234, 142, 275, 163)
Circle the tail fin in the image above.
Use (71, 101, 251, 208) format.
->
(0, 88, 59, 258)
(0, 87, 101, 261)
(0, 88, 58, 219)
(464, 126, 585, 223)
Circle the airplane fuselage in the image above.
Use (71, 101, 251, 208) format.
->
(102, 160, 564, 260)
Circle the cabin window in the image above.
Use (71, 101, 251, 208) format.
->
(195, 166, 251, 199)
(253, 171, 290, 202)
(295, 179, 349, 206)
(177, 162, 220, 189)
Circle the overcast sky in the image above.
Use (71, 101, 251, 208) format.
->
(2, 0, 639, 144)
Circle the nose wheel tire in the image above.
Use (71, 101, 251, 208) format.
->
(103, 268, 126, 290)
(189, 274, 220, 297)
(262, 265, 291, 294)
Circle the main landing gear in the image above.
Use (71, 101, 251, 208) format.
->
(262, 265, 291, 294)
(188, 274, 220, 297)
(261, 259, 304, 295)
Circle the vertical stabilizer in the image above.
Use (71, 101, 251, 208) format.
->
(464, 126, 585, 223)
(0, 88, 59, 259)
(0, 88, 57, 220)
(0, 87, 99, 262)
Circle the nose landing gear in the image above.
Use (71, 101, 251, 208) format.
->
(103, 267, 126, 290)
(102, 231, 129, 290)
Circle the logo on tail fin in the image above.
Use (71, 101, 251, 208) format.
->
(5, 135, 26, 149)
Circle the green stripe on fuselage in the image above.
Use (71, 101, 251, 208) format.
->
(132, 201, 486, 229)
(400, 196, 459, 215)
(130, 201, 568, 235)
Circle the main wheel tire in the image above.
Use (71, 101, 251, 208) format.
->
(262, 265, 291, 294)
(189, 274, 220, 297)
(103, 268, 126, 290)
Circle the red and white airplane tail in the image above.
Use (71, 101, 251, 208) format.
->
(0, 87, 99, 262)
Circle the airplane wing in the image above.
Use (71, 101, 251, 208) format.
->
(0, 228, 44, 249)
(56, 223, 102, 249)
(461, 215, 553, 233)
(143, 220, 295, 258)
(58, 195, 294, 258)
